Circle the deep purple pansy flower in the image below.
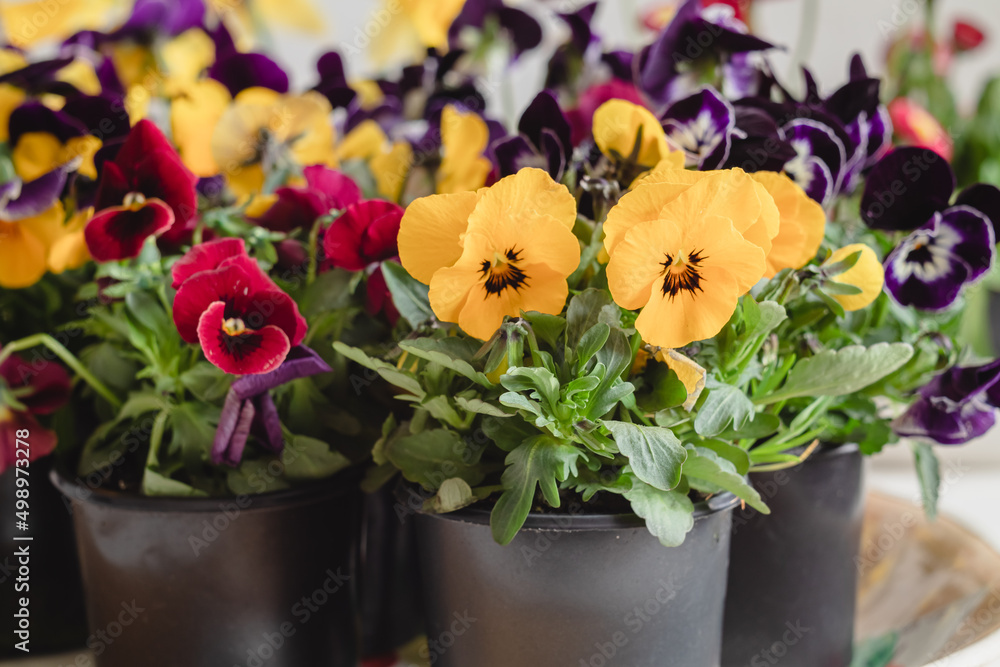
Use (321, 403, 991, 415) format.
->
(662, 86, 735, 169)
(0, 169, 70, 221)
(492, 90, 573, 179)
(206, 22, 289, 96)
(449, 0, 543, 60)
(863, 147, 1000, 310)
(639, 0, 772, 105)
(311, 51, 357, 109)
(544, 2, 599, 89)
(212, 346, 332, 466)
(893, 360, 1000, 445)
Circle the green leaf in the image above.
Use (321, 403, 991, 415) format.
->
(604, 421, 686, 491)
(384, 427, 485, 490)
(282, 436, 352, 480)
(694, 385, 755, 437)
(454, 396, 510, 417)
(481, 414, 535, 452)
(913, 442, 940, 520)
(141, 469, 208, 497)
(682, 446, 769, 513)
(491, 436, 583, 545)
(697, 440, 751, 475)
(423, 478, 476, 513)
(179, 363, 233, 403)
(381, 260, 433, 328)
(125, 291, 175, 342)
(565, 288, 619, 346)
(717, 412, 780, 441)
(636, 363, 687, 412)
(500, 366, 561, 413)
(746, 300, 787, 338)
(849, 633, 897, 667)
(170, 402, 217, 474)
(399, 338, 492, 387)
(622, 479, 695, 547)
(523, 312, 566, 349)
(227, 460, 291, 495)
(576, 322, 611, 369)
(764, 343, 914, 403)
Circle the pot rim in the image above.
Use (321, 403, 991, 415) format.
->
(398, 482, 739, 532)
(49, 464, 359, 514)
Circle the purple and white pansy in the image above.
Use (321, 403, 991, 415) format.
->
(661, 87, 735, 170)
(862, 146, 1000, 310)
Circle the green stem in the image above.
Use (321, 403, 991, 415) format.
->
(146, 409, 170, 470)
(0, 334, 122, 409)
(306, 216, 324, 287)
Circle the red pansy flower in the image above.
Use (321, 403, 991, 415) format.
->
(84, 119, 198, 261)
(954, 19, 986, 52)
(323, 199, 404, 323)
(1, 348, 71, 475)
(253, 165, 361, 233)
(170, 237, 248, 288)
(172, 245, 307, 375)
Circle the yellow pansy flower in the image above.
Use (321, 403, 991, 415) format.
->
(0, 0, 121, 47)
(12, 133, 102, 181)
(338, 120, 413, 202)
(0, 85, 26, 143)
(749, 171, 827, 277)
(823, 244, 885, 311)
(593, 99, 684, 174)
(171, 79, 232, 177)
(162, 28, 217, 95)
(371, 0, 466, 67)
(399, 168, 580, 340)
(605, 172, 771, 349)
(0, 202, 64, 289)
(211, 88, 336, 198)
(47, 207, 92, 274)
(438, 105, 491, 194)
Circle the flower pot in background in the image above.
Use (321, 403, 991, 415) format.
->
(1, 457, 87, 657)
(410, 490, 739, 667)
(52, 468, 362, 667)
(722, 443, 865, 667)
(360, 485, 424, 658)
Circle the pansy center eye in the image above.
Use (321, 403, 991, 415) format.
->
(123, 192, 147, 210)
(660, 249, 707, 300)
(480, 247, 529, 297)
(222, 317, 248, 336)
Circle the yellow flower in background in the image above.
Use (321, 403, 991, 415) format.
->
(371, 0, 466, 67)
(823, 244, 885, 311)
(605, 174, 770, 349)
(12, 133, 102, 181)
(0, 0, 122, 47)
(162, 28, 217, 95)
(438, 105, 491, 195)
(211, 88, 336, 198)
(0, 202, 64, 289)
(0, 85, 26, 143)
(171, 79, 232, 177)
(605, 167, 779, 258)
(750, 171, 826, 277)
(47, 207, 92, 274)
(208, 0, 324, 50)
(593, 99, 683, 172)
(399, 168, 580, 340)
(338, 120, 413, 201)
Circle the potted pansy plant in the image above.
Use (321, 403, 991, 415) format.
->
(1, 97, 395, 665)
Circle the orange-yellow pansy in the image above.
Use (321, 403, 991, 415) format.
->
(12, 133, 102, 181)
(399, 168, 580, 340)
(0, 202, 65, 289)
(371, 0, 466, 67)
(338, 120, 414, 202)
(211, 88, 336, 198)
(750, 171, 826, 277)
(0, 0, 121, 47)
(438, 105, 491, 194)
(605, 172, 771, 349)
(823, 244, 885, 311)
(48, 207, 92, 274)
(171, 79, 232, 177)
(593, 99, 683, 172)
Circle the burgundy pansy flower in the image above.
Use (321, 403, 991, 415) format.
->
(0, 348, 72, 475)
(172, 245, 307, 375)
(862, 147, 1000, 310)
(252, 165, 361, 233)
(323, 199, 403, 323)
(893, 360, 1000, 445)
(212, 346, 331, 466)
(84, 120, 198, 261)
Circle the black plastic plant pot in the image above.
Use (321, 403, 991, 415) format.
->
(51, 468, 362, 667)
(359, 484, 424, 657)
(722, 443, 865, 667)
(406, 487, 740, 667)
(1, 456, 87, 657)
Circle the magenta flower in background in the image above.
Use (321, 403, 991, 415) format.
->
(0, 349, 72, 475)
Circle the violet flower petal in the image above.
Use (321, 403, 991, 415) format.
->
(782, 118, 847, 199)
(254, 392, 284, 453)
(0, 169, 69, 221)
(231, 346, 331, 400)
(209, 52, 290, 97)
(662, 86, 735, 169)
(861, 147, 955, 231)
(955, 183, 1000, 237)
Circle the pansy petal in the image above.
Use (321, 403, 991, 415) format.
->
(955, 183, 1000, 236)
(493, 135, 546, 178)
(212, 394, 255, 466)
(398, 190, 481, 284)
(209, 52, 290, 97)
(751, 171, 826, 275)
(823, 243, 884, 311)
(170, 237, 247, 288)
(253, 392, 284, 453)
(861, 147, 955, 231)
(0, 220, 48, 289)
(883, 214, 973, 311)
(84, 199, 175, 262)
(0, 168, 68, 221)
(303, 165, 362, 210)
(593, 99, 671, 169)
(892, 395, 996, 445)
(518, 90, 571, 163)
(231, 345, 332, 399)
(197, 301, 292, 375)
(662, 87, 735, 169)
